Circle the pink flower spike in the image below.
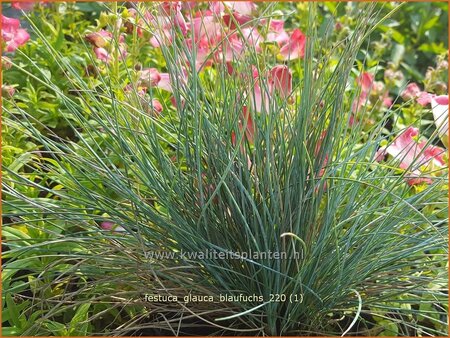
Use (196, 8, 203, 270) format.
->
(222, 12, 253, 29)
(352, 91, 368, 113)
(279, 28, 306, 60)
(185, 37, 213, 71)
(226, 61, 235, 75)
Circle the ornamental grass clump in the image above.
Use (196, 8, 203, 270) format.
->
(2, 2, 448, 336)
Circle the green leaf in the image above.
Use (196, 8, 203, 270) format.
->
(54, 27, 65, 51)
(2, 326, 20, 336)
(378, 25, 405, 44)
(423, 15, 440, 31)
(4, 294, 22, 329)
(418, 42, 447, 54)
(8, 153, 34, 173)
(68, 303, 91, 336)
(45, 320, 67, 336)
(377, 320, 399, 336)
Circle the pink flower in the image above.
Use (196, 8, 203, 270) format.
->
(400, 83, 445, 110)
(185, 37, 214, 71)
(269, 65, 292, 99)
(151, 99, 163, 115)
(417, 91, 434, 106)
(375, 127, 446, 185)
(241, 27, 263, 52)
(279, 28, 306, 61)
(401, 83, 421, 101)
(182, 1, 198, 11)
(148, 2, 189, 47)
(433, 94, 449, 105)
(266, 20, 290, 46)
(11, 1, 35, 10)
(149, 29, 173, 48)
(220, 34, 244, 62)
(85, 30, 112, 48)
(223, 1, 257, 16)
(100, 221, 126, 232)
(352, 73, 392, 113)
(155, 72, 188, 110)
(1, 15, 30, 52)
(139, 97, 164, 116)
(157, 73, 173, 92)
(147, 9, 179, 47)
(250, 82, 269, 113)
(232, 106, 255, 145)
(139, 68, 162, 87)
(94, 47, 110, 62)
(159, 1, 188, 35)
(352, 91, 368, 113)
(399, 82, 434, 107)
(191, 15, 221, 44)
(248, 65, 292, 112)
(356, 72, 374, 94)
(222, 12, 254, 28)
(383, 96, 393, 108)
(217, 2, 257, 29)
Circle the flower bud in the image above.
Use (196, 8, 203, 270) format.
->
(2, 84, 16, 98)
(85, 30, 111, 48)
(2, 56, 12, 70)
